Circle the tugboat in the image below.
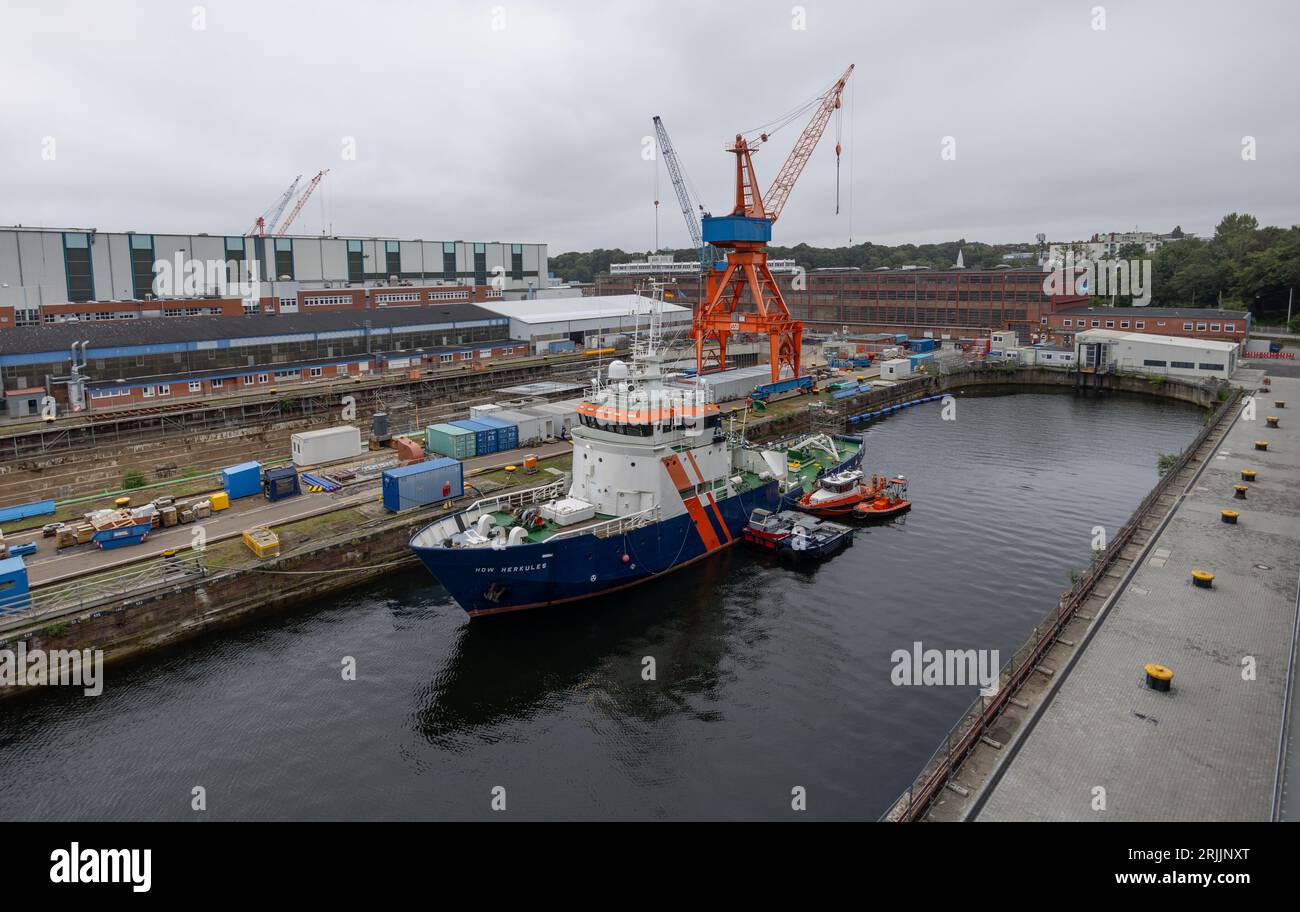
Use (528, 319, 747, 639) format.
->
(794, 468, 885, 518)
(742, 508, 855, 563)
(853, 475, 911, 522)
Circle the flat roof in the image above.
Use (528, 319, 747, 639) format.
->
(0, 305, 506, 358)
(1076, 329, 1238, 351)
(1057, 306, 1249, 320)
(478, 294, 689, 324)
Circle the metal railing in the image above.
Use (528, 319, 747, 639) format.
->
(547, 505, 660, 541)
(883, 385, 1243, 821)
(0, 553, 207, 628)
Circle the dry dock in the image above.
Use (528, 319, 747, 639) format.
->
(922, 373, 1300, 821)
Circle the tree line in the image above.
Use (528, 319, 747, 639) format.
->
(551, 213, 1300, 328)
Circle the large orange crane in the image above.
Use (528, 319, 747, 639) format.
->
(694, 65, 854, 383)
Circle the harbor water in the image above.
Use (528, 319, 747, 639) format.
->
(0, 391, 1204, 820)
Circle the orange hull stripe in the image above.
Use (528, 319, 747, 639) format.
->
(684, 450, 705, 484)
(684, 496, 722, 551)
(705, 491, 732, 542)
(662, 455, 693, 492)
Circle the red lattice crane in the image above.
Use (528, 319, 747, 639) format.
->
(694, 65, 854, 383)
(275, 169, 330, 237)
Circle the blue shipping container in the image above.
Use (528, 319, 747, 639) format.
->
(381, 457, 464, 513)
(450, 419, 497, 455)
(473, 415, 519, 451)
(0, 500, 56, 525)
(222, 461, 263, 499)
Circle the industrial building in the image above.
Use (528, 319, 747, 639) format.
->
(477, 294, 691, 354)
(0, 226, 549, 318)
(1074, 329, 1239, 380)
(0, 306, 526, 417)
(1046, 306, 1251, 347)
(594, 267, 1090, 342)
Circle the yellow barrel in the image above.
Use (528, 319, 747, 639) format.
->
(1234, 484, 1248, 499)
(1191, 569, 1215, 589)
(1221, 509, 1239, 524)
(1275, 400, 1286, 409)
(1255, 440, 1269, 451)
(114, 496, 131, 508)
(1241, 469, 1256, 481)
(1144, 663, 1174, 692)
(1266, 416, 1280, 428)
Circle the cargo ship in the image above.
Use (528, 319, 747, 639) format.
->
(409, 306, 861, 616)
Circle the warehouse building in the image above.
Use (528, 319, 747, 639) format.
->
(476, 294, 692, 354)
(1046, 306, 1251, 347)
(1074, 329, 1239, 380)
(0, 306, 527, 417)
(0, 226, 548, 317)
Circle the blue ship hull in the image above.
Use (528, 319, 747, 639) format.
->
(412, 479, 781, 616)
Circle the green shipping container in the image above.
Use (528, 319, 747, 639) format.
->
(426, 423, 476, 459)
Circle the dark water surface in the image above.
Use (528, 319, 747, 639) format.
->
(0, 391, 1203, 820)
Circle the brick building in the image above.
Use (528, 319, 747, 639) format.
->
(1046, 307, 1251, 348)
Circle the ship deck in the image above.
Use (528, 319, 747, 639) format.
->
(486, 468, 775, 544)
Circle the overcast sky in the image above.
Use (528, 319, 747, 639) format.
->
(1, 0, 1296, 253)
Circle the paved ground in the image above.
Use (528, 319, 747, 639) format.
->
(977, 374, 1300, 821)
(18, 440, 574, 587)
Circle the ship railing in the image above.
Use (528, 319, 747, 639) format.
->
(546, 506, 660, 541)
(466, 478, 567, 516)
(410, 478, 567, 548)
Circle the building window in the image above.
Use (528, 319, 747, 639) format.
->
(385, 240, 401, 277)
(1091, 320, 1100, 327)
(1063, 319, 1072, 327)
(1198, 363, 1225, 371)
(473, 242, 487, 285)
(1120, 320, 1130, 328)
(1135, 321, 1145, 329)
(212, 378, 224, 388)
(63, 232, 95, 303)
(443, 241, 457, 280)
(1196, 323, 1206, 331)
(244, 374, 256, 385)
(188, 381, 201, 393)
(1210, 323, 1220, 331)
(346, 239, 364, 284)
(1225, 323, 1235, 332)
(142, 386, 154, 398)
(273, 238, 294, 279)
(375, 292, 421, 304)
(1170, 361, 1194, 369)
(309, 367, 323, 378)
(1183, 323, 1193, 331)
(304, 295, 352, 306)
(439, 353, 453, 364)
(157, 385, 171, 396)
(511, 243, 523, 281)
(1105, 320, 1115, 328)
(128, 233, 155, 300)
(258, 373, 270, 384)
(1142, 359, 1167, 367)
